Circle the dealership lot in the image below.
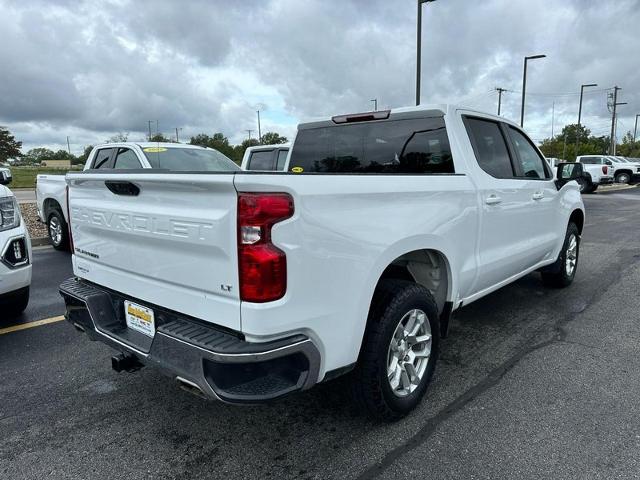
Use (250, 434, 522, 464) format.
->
(2, 188, 640, 479)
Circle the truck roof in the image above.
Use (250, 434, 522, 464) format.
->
(92, 142, 208, 150)
(298, 104, 519, 130)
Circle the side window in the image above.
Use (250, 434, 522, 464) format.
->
(248, 150, 275, 170)
(580, 157, 594, 164)
(113, 148, 142, 169)
(464, 117, 514, 179)
(276, 149, 288, 170)
(91, 148, 113, 169)
(507, 127, 550, 179)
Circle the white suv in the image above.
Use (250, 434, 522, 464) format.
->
(0, 168, 32, 317)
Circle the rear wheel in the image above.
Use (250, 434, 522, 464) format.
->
(541, 223, 580, 288)
(47, 210, 69, 251)
(351, 280, 440, 421)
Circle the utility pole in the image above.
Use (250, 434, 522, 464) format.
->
(370, 99, 378, 111)
(256, 111, 262, 144)
(633, 114, 640, 144)
(609, 86, 626, 155)
(562, 134, 567, 160)
(416, 0, 436, 106)
(175, 127, 182, 143)
(246, 129, 253, 141)
(520, 54, 546, 127)
(147, 121, 153, 141)
(576, 83, 597, 154)
(496, 87, 506, 115)
(66, 136, 71, 155)
(551, 102, 555, 138)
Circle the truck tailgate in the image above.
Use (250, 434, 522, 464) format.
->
(66, 173, 241, 331)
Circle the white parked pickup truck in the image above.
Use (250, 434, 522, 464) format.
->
(240, 143, 291, 171)
(60, 105, 585, 420)
(36, 143, 239, 249)
(0, 169, 32, 316)
(575, 155, 615, 192)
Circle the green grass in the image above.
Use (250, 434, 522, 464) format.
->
(8, 167, 82, 188)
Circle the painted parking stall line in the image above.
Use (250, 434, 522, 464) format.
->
(0, 315, 65, 335)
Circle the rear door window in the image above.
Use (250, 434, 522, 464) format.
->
(247, 150, 275, 170)
(91, 148, 114, 169)
(507, 127, 550, 179)
(113, 148, 142, 169)
(463, 117, 514, 179)
(289, 117, 454, 174)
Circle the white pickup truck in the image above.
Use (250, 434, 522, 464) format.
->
(0, 169, 32, 316)
(575, 155, 616, 192)
(36, 143, 239, 249)
(60, 105, 585, 420)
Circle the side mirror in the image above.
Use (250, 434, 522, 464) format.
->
(0, 169, 12, 186)
(556, 162, 583, 189)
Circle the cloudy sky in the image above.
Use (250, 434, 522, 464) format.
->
(1, 0, 639, 154)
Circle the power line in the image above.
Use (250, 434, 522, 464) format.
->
(505, 87, 612, 97)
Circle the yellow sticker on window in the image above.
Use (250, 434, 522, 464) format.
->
(143, 147, 167, 153)
(291, 166, 304, 173)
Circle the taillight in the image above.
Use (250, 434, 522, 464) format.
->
(602, 166, 608, 175)
(66, 185, 74, 253)
(237, 193, 293, 302)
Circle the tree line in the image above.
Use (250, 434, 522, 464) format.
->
(537, 123, 640, 160)
(0, 126, 288, 166)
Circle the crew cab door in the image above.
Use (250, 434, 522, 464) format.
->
(503, 124, 561, 262)
(463, 116, 554, 294)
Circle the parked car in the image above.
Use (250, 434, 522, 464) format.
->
(0, 170, 32, 316)
(575, 155, 615, 192)
(240, 144, 291, 171)
(36, 143, 239, 249)
(60, 105, 585, 420)
(608, 156, 640, 183)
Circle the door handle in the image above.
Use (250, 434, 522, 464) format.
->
(485, 194, 502, 205)
(532, 191, 544, 200)
(105, 181, 140, 196)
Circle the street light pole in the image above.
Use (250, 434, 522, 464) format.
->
(576, 83, 597, 153)
(633, 114, 640, 144)
(520, 54, 546, 127)
(416, 0, 436, 106)
(256, 111, 262, 144)
(370, 99, 378, 111)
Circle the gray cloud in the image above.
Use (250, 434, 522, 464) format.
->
(0, 0, 639, 153)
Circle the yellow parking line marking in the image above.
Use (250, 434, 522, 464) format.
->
(0, 315, 65, 335)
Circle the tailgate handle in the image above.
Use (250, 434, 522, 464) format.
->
(105, 181, 140, 196)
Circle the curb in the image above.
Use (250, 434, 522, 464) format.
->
(595, 184, 638, 194)
(31, 237, 50, 247)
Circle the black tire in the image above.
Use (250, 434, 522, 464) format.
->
(582, 180, 596, 194)
(47, 210, 69, 251)
(350, 280, 440, 421)
(2, 287, 30, 318)
(541, 223, 580, 288)
(615, 172, 631, 184)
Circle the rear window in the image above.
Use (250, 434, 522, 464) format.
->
(247, 150, 275, 170)
(289, 117, 454, 174)
(142, 147, 240, 172)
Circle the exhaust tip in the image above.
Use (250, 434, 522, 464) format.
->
(176, 376, 206, 399)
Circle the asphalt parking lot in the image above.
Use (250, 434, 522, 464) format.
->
(2, 187, 640, 480)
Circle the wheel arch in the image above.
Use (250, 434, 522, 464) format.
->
(43, 198, 63, 220)
(569, 209, 584, 234)
(354, 241, 457, 357)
